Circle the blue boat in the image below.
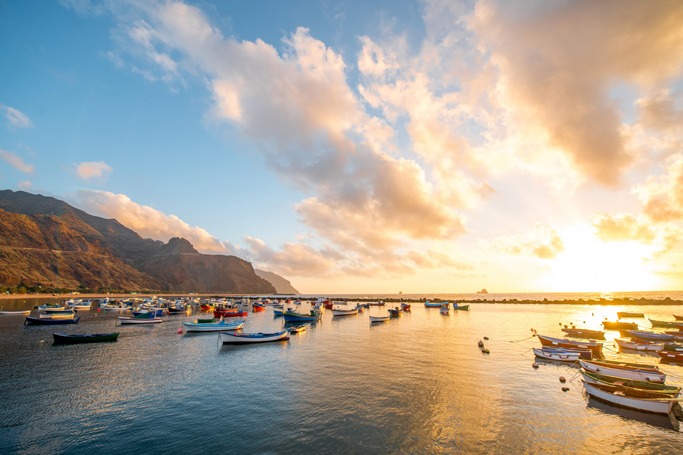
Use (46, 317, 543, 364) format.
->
(183, 319, 244, 332)
(424, 301, 444, 308)
(626, 330, 675, 342)
(25, 316, 81, 325)
(283, 310, 321, 323)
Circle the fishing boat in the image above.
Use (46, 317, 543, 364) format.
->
(579, 359, 665, 382)
(536, 334, 603, 357)
(649, 319, 683, 329)
(39, 309, 76, 319)
(615, 338, 664, 352)
(560, 327, 605, 339)
(582, 381, 678, 415)
(453, 303, 470, 310)
(213, 309, 248, 318)
(400, 302, 411, 312)
(219, 330, 290, 344)
(533, 347, 583, 362)
(52, 332, 119, 344)
(167, 307, 187, 314)
(369, 315, 390, 323)
(252, 303, 266, 312)
(36, 304, 65, 311)
(332, 308, 359, 317)
(658, 350, 683, 363)
(626, 330, 675, 342)
(366, 301, 385, 307)
(183, 319, 244, 332)
(283, 310, 321, 323)
(580, 370, 681, 396)
(287, 325, 306, 334)
(118, 312, 162, 324)
(439, 305, 449, 315)
(602, 321, 638, 330)
(389, 307, 403, 318)
(0, 309, 31, 315)
(102, 304, 131, 311)
(616, 312, 645, 318)
(424, 301, 444, 308)
(41, 307, 74, 314)
(24, 316, 81, 325)
(67, 300, 92, 310)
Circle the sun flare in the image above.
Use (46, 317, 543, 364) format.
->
(539, 225, 661, 292)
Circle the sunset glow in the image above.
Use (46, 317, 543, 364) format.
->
(2, 1, 683, 293)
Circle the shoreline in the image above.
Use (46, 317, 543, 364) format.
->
(2, 293, 683, 305)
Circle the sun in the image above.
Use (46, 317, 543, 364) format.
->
(539, 225, 661, 292)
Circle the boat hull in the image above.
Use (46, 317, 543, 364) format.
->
(118, 317, 162, 324)
(213, 310, 248, 318)
(582, 382, 674, 415)
(183, 321, 244, 332)
(0, 310, 31, 315)
(537, 334, 602, 357)
(626, 330, 675, 342)
(615, 338, 663, 351)
(53, 332, 119, 344)
(369, 316, 390, 323)
(219, 331, 289, 344)
(561, 328, 605, 339)
(602, 321, 638, 330)
(533, 348, 581, 362)
(25, 316, 80, 325)
(579, 360, 665, 382)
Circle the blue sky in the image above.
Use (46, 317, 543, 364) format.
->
(2, 1, 683, 293)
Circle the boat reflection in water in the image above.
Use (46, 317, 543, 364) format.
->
(587, 396, 681, 432)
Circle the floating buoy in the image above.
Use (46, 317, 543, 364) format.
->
(484, 336, 489, 340)
(562, 387, 569, 392)
(532, 362, 539, 369)
(478, 340, 484, 348)
(558, 322, 562, 326)
(177, 328, 183, 334)
(559, 376, 566, 383)
(481, 348, 490, 354)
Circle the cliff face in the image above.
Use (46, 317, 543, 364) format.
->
(0, 190, 276, 293)
(255, 269, 299, 294)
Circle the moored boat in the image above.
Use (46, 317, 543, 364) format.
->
(533, 347, 583, 362)
(616, 312, 645, 318)
(453, 303, 470, 310)
(658, 350, 683, 363)
(626, 330, 675, 342)
(582, 381, 677, 415)
(118, 312, 162, 324)
(183, 319, 244, 332)
(0, 309, 31, 315)
(602, 320, 638, 330)
(25, 316, 81, 325)
(536, 334, 603, 357)
(424, 301, 444, 308)
(369, 315, 390, 323)
(389, 307, 403, 318)
(649, 318, 683, 329)
(219, 330, 290, 344)
(561, 327, 605, 339)
(580, 370, 681, 396)
(283, 310, 321, 323)
(213, 309, 248, 318)
(332, 308, 359, 317)
(287, 325, 306, 334)
(615, 338, 664, 352)
(439, 305, 449, 315)
(52, 332, 119, 344)
(579, 359, 665, 382)
(400, 302, 411, 312)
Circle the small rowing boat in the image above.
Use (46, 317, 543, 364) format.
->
(183, 319, 244, 332)
(649, 318, 683, 329)
(332, 308, 359, 317)
(561, 327, 605, 339)
(283, 310, 321, 322)
(626, 330, 675, 342)
(424, 301, 445, 308)
(616, 312, 645, 318)
(118, 312, 162, 324)
(389, 307, 403, 318)
(536, 334, 603, 357)
(582, 381, 678, 415)
(533, 347, 583, 362)
(580, 370, 681, 396)
(0, 309, 31, 315)
(52, 332, 119, 344)
(287, 325, 306, 334)
(602, 320, 638, 330)
(369, 315, 390, 323)
(25, 316, 81, 325)
(615, 338, 663, 352)
(453, 303, 470, 310)
(658, 350, 683, 363)
(219, 330, 290, 344)
(579, 359, 665, 382)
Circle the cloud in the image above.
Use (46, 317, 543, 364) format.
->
(636, 153, 683, 223)
(470, 0, 683, 186)
(1, 105, 33, 129)
(17, 180, 32, 191)
(76, 189, 228, 253)
(494, 224, 564, 260)
(593, 214, 656, 243)
(0, 148, 34, 173)
(76, 161, 113, 180)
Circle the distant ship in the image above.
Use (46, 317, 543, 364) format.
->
(477, 288, 488, 294)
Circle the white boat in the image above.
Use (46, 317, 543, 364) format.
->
(332, 308, 359, 316)
(39, 311, 76, 319)
(533, 348, 581, 362)
(369, 316, 390, 323)
(582, 381, 677, 415)
(219, 331, 290, 344)
(615, 338, 664, 352)
(68, 300, 92, 310)
(118, 315, 163, 324)
(0, 309, 31, 315)
(579, 360, 666, 383)
(102, 304, 131, 311)
(183, 319, 244, 332)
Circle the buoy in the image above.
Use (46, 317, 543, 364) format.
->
(478, 340, 484, 348)
(97, 308, 101, 312)
(559, 376, 566, 383)
(481, 348, 490, 354)
(484, 336, 489, 340)
(177, 328, 182, 334)
(562, 387, 569, 392)
(39, 340, 45, 343)
(532, 362, 539, 369)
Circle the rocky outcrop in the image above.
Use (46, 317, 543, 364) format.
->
(255, 269, 299, 294)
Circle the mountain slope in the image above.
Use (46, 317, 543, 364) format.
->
(255, 269, 299, 294)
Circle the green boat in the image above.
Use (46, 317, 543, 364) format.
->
(53, 332, 119, 344)
(580, 370, 681, 397)
(195, 317, 217, 323)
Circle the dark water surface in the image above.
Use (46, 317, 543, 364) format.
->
(2, 299, 683, 454)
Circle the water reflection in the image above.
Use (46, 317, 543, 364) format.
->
(587, 396, 680, 432)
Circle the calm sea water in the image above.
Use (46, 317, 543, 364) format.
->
(2, 294, 683, 454)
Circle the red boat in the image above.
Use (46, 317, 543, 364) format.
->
(401, 303, 411, 312)
(214, 309, 248, 318)
(253, 305, 265, 313)
(200, 304, 214, 311)
(658, 350, 683, 363)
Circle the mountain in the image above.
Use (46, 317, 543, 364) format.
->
(255, 269, 299, 294)
(0, 190, 276, 294)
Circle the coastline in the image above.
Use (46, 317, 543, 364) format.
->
(2, 293, 683, 305)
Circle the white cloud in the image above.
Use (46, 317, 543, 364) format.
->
(76, 161, 113, 180)
(17, 180, 32, 191)
(0, 148, 34, 173)
(1, 104, 33, 129)
(76, 189, 228, 253)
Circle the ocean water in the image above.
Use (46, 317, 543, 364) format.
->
(2, 296, 683, 454)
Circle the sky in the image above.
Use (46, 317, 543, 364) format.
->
(2, 0, 683, 294)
